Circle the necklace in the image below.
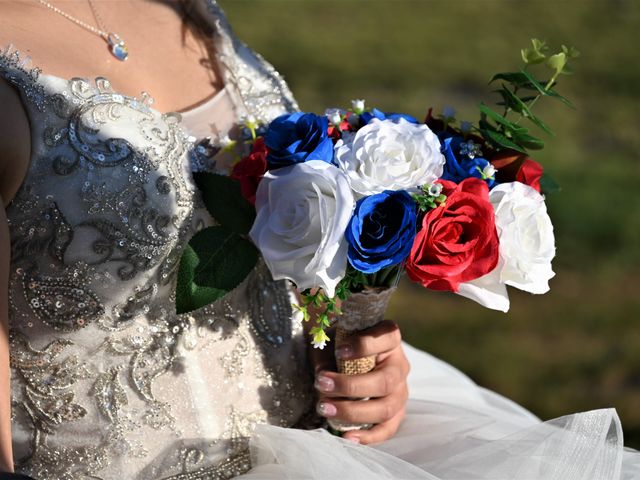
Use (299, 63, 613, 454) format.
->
(38, 0, 129, 61)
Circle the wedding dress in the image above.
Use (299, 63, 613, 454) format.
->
(1, 1, 639, 479)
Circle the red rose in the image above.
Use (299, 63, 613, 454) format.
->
(406, 178, 499, 292)
(490, 150, 543, 193)
(516, 159, 543, 193)
(231, 137, 268, 205)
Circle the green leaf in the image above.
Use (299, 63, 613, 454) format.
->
(518, 69, 575, 108)
(562, 45, 581, 59)
(531, 38, 548, 53)
(479, 103, 525, 133)
(499, 86, 555, 136)
(175, 243, 227, 313)
(540, 173, 561, 195)
(517, 70, 549, 95)
(511, 131, 545, 150)
(175, 226, 258, 313)
(480, 128, 527, 154)
(193, 172, 256, 235)
(521, 48, 546, 65)
(546, 52, 567, 74)
(490, 72, 545, 94)
(546, 88, 575, 108)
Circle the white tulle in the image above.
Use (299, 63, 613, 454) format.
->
(238, 343, 640, 480)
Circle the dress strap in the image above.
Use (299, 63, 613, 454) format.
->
(195, 0, 299, 122)
(0, 44, 48, 113)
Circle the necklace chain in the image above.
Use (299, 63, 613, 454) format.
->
(38, 0, 108, 39)
(38, 0, 129, 61)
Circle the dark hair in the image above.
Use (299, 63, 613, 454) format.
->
(163, 0, 221, 79)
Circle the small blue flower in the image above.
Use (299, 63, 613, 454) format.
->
(265, 112, 334, 169)
(345, 190, 418, 274)
(441, 136, 496, 187)
(360, 108, 419, 125)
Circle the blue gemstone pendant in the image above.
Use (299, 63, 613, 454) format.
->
(106, 33, 128, 62)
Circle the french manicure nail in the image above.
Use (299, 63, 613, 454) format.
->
(316, 401, 337, 417)
(315, 375, 335, 392)
(336, 344, 354, 359)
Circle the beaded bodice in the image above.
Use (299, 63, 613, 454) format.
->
(1, 2, 312, 479)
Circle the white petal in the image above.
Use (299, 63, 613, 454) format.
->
(457, 266, 510, 312)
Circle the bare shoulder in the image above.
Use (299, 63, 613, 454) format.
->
(0, 76, 31, 208)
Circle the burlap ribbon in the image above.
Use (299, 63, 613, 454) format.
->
(328, 287, 396, 432)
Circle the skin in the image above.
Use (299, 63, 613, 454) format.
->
(309, 320, 410, 445)
(0, 0, 410, 470)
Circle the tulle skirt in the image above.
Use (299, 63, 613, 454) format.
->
(238, 343, 640, 479)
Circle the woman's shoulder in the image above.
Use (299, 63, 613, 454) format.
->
(0, 76, 31, 207)
(0, 3, 36, 206)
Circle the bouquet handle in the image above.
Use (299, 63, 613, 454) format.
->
(328, 287, 396, 433)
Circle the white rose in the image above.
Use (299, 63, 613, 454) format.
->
(458, 182, 556, 311)
(335, 118, 445, 197)
(249, 160, 355, 297)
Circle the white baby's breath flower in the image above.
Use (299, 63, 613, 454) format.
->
(218, 134, 234, 149)
(325, 108, 343, 126)
(482, 164, 497, 179)
(428, 183, 443, 197)
(249, 160, 355, 297)
(313, 338, 328, 350)
(351, 99, 365, 113)
(335, 118, 445, 197)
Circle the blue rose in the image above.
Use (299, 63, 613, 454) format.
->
(441, 136, 496, 187)
(360, 108, 419, 125)
(265, 112, 334, 169)
(345, 190, 418, 274)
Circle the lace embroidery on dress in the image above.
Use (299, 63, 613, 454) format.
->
(1, 2, 314, 479)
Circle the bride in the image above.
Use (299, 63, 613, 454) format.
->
(0, 1, 638, 479)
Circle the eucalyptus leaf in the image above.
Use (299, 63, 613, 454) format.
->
(521, 48, 546, 65)
(193, 172, 256, 235)
(531, 38, 548, 53)
(562, 45, 581, 59)
(546, 53, 567, 74)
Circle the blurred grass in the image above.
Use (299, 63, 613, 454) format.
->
(219, 0, 640, 448)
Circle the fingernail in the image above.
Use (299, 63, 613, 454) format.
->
(345, 435, 360, 444)
(315, 375, 335, 392)
(336, 344, 354, 360)
(316, 401, 337, 417)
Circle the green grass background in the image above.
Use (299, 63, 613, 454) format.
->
(219, 0, 640, 448)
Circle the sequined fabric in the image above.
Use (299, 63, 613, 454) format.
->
(1, 1, 312, 478)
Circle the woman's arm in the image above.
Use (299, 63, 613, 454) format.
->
(0, 198, 13, 472)
(0, 76, 32, 473)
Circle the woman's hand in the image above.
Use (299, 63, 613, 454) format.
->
(309, 320, 410, 445)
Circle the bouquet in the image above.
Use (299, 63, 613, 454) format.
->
(176, 39, 578, 427)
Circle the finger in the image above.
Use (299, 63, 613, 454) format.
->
(315, 362, 405, 398)
(343, 407, 406, 445)
(336, 320, 402, 360)
(317, 384, 408, 424)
